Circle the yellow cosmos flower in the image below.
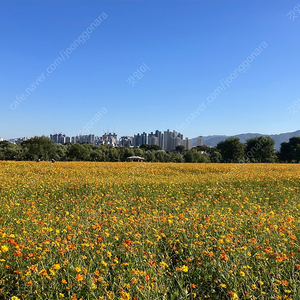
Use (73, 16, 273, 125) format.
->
(52, 264, 61, 270)
(1, 245, 9, 252)
(181, 265, 189, 272)
(101, 261, 108, 267)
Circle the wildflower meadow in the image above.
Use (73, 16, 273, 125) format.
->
(0, 162, 299, 300)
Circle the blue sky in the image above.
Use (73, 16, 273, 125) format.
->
(1, 0, 300, 140)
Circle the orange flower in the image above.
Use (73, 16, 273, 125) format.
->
(220, 251, 228, 261)
(75, 273, 83, 281)
(264, 246, 272, 254)
(14, 250, 22, 257)
(282, 254, 289, 260)
(281, 280, 289, 287)
(228, 292, 239, 299)
(39, 269, 47, 276)
(68, 244, 76, 250)
(28, 265, 38, 272)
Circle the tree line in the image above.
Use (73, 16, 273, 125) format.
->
(0, 135, 299, 163)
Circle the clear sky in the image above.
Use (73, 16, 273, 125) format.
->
(1, 0, 300, 140)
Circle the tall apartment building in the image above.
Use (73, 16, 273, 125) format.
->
(196, 136, 204, 146)
(50, 133, 66, 144)
(148, 132, 158, 146)
(65, 136, 72, 143)
(163, 129, 172, 151)
(163, 129, 183, 151)
(132, 130, 164, 148)
(141, 132, 148, 145)
(133, 133, 142, 147)
(95, 133, 117, 147)
(132, 132, 147, 146)
(74, 134, 95, 144)
(119, 136, 133, 146)
(181, 137, 192, 150)
(154, 130, 164, 148)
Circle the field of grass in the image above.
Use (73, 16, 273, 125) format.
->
(0, 162, 300, 300)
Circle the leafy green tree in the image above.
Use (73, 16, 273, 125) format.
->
(155, 151, 168, 162)
(183, 150, 196, 163)
(288, 136, 300, 162)
(90, 149, 106, 161)
(184, 149, 210, 163)
(216, 137, 245, 163)
(175, 145, 185, 154)
(245, 136, 276, 163)
(68, 143, 90, 161)
(195, 152, 210, 163)
(168, 152, 184, 162)
(140, 144, 161, 151)
(118, 147, 135, 161)
(279, 137, 300, 163)
(193, 145, 214, 154)
(108, 148, 120, 162)
(210, 150, 222, 163)
(0, 141, 21, 160)
(144, 150, 156, 162)
(21, 136, 56, 160)
(133, 148, 144, 157)
(55, 144, 68, 161)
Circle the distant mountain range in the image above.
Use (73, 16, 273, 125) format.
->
(193, 130, 300, 150)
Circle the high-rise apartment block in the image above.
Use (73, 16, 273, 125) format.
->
(181, 137, 192, 150)
(163, 129, 183, 151)
(50, 133, 66, 144)
(196, 136, 204, 146)
(95, 133, 117, 147)
(50, 133, 116, 146)
(119, 136, 133, 146)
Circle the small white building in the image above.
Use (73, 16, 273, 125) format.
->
(126, 156, 145, 162)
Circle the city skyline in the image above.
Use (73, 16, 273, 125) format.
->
(4, 129, 204, 151)
(48, 129, 204, 151)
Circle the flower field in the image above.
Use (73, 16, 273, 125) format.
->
(0, 162, 300, 300)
